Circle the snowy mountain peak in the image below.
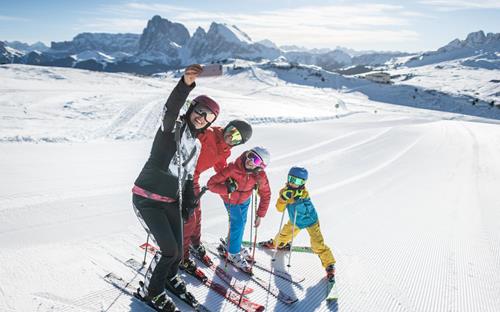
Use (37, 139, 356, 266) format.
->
(438, 30, 499, 53)
(5, 41, 49, 53)
(138, 15, 190, 54)
(404, 30, 500, 67)
(257, 39, 279, 49)
(51, 33, 139, 54)
(464, 30, 487, 46)
(207, 22, 253, 44)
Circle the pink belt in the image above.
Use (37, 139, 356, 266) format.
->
(132, 185, 177, 203)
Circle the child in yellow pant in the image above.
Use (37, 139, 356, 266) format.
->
(262, 167, 336, 280)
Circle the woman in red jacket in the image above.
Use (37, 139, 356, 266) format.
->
(181, 120, 253, 272)
(207, 146, 271, 272)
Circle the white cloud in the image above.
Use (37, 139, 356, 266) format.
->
(79, 2, 423, 49)
(0, 15, 28, 22)
(173, 4, 421, 48)
(75, 18, 147, 33)
(419, 0, 500, 11)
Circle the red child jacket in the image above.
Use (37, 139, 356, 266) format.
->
(193, 126, 231, 191)
(207, 152, 271, 217)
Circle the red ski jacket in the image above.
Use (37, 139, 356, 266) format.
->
(193, 126, 231, 190)
(207, 152, 271, 217)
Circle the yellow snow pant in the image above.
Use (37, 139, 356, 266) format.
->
(274, 221, 336, 269)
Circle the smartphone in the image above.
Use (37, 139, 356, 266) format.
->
(198, 64, 223, 77)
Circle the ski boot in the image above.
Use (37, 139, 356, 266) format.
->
(277, 242, 291, 251)
(165, 275, 200, 308)
(227, 252, 253, 274)
(240, 247, 255, 263)
(135, 284, 179, 312)
(326, 264, 336, 282)
(258, 238, 276, 249)
(179, 258, 197, 275)
(190, 243, 214, 266)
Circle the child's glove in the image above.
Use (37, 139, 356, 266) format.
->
(225, 178, 238, 194)
(293, 188, 309, 200)
(280, 187, 309, 201)
(280, 187, 295, 201)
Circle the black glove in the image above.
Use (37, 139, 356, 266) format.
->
(225, 178, 238, 194)
(182, 180, 198, 221)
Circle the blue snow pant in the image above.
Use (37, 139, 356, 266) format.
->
(224, 198, 251, 254)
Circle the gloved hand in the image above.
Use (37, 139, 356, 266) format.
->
(225, 178, 238, 194)
(280, 186, 308, 201)
(293, 188, 308, 200)
(280, 188, 295, 201)
(182, 180, 199, 220)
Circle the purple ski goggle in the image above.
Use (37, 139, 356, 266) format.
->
(247, 151, 266, 168)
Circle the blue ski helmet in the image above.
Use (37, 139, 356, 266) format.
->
(288, 167, 308, 180)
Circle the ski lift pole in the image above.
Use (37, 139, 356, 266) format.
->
(287, 207, 298, 268)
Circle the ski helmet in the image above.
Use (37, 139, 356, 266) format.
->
(288, 167, 308, 180)
(192, 95, 220, 118)
(224, 119, 253, 144)
(250, 146, 271, 167)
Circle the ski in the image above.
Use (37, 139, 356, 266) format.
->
(206, 244, 298, 304)
(144, 280, 211, 312)
(242, 240, 314, 253)
(141, 243, 253, 295)
(224, 240, 305, 285)
(103, 272, 180, 312)
(326, 278, 339, 302)
(126, 258, 261, 312)
(182, 266, 265, 312)
(122, 258, 210, 312)
(190, 246, 254, 295)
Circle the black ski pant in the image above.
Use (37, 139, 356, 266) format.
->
(133, 194, 183, 298)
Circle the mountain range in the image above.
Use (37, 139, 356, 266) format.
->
(1, 15, 498, 75)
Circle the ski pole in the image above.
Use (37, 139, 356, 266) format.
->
(249, 189, 254, 251)
(271, 211, 286, 262)
(250, 225, 258, 271)
(225, 192, 232, 270)
(287, 207, 298, 268)
(142, 233, 150, 267)
(250, 186, 258, 264)
(174, 120, 184, 242)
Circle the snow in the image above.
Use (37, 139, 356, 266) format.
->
(388, 58, 500, 103)
(213, 23, 253, 45)
(73, 51, 115, 62)
(1, 64, 500, 311)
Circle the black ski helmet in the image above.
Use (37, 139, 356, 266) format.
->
(224, 119, 253, 144)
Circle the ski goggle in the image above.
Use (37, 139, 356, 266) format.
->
(287, 175, 306, 186)
(224, 125, 243, 145)
(193, 105, 216, 123)
(247, 151, 266, 168)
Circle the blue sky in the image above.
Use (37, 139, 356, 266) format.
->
(1, 0, 499, 52)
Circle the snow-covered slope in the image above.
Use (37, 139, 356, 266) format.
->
(388, 58, 500, 104)
(1, 65, 500, 312)
(2, 63, 499, 144)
